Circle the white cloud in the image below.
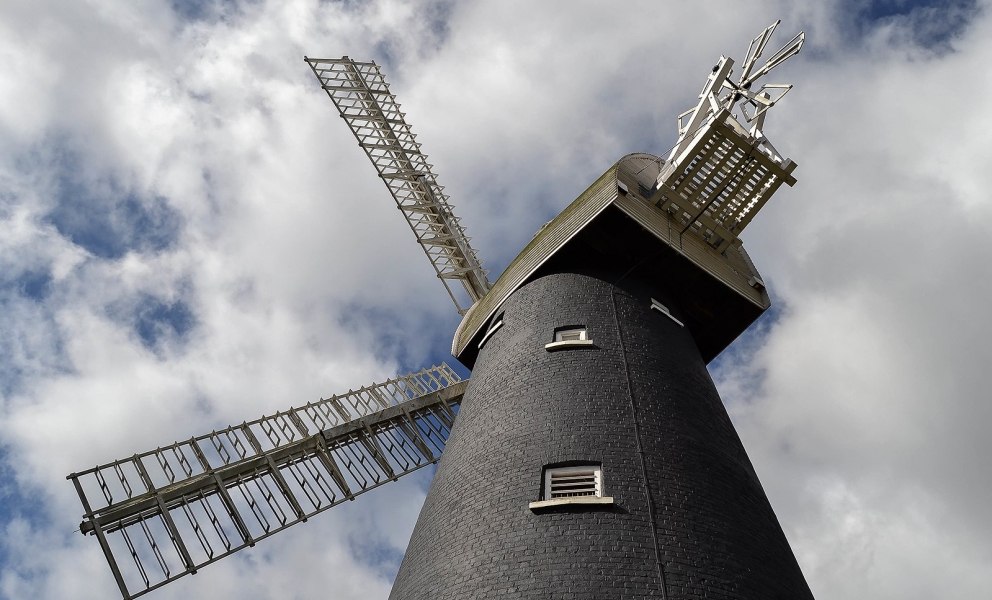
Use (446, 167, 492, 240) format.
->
(1, 0, 990, 599)
(716, 2, 992, 598)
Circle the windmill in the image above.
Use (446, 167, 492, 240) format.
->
(68, 21, 811, 600)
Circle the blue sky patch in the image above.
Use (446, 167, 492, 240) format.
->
(843, 0, 980, 48)
(0, 283, 71, 397)
(337, 301, 468, 380)
(860, 0, 971, 20)
(347, 530, 405, 580)
(133, 295, 197, 350)
(366, 0, 453, 71)
(170, 0, 247, 22)
(47, 184, 183, 260)
(708, 300, 783, 403)
(0, 450, 50, 573)
(14, 269, 53, 302)
(422, 1, 453, 50)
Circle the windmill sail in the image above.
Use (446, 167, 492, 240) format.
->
(305, 57, 491, 314)
(68, 364, 466, 600)
(654, 22, 803, 254)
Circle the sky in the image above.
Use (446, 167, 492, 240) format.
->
(1, 0, 990, 598)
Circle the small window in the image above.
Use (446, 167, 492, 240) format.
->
(545, 326, 594, 351)
(478, 312, 504, 349)
(555, 328, 587, 342)
(547, 466, 601, 498)
(529, 464, 614, 510)
(650, 298, 684, 327)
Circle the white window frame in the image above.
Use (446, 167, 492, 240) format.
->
(650, 298, 684, 327)
(545, 326, 594, 351)
(477, 314, 504, 349)
(554, 328, 587, 342)
(529, 465, 614, 510)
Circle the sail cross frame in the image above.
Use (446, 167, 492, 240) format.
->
(68, 365, 466, 600)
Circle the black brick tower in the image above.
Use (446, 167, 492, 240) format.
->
(390, 155, 815, 599)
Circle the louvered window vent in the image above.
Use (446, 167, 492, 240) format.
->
(529, 465, 613, 510)
(529, 465, 613, 511)
(548, 468, 600, 498)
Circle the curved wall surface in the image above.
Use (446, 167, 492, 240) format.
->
(390, 269, 813, 600)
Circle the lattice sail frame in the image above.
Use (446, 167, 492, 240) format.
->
(655, 21, 804, 253)
(68, 365, 465, 600)
(654, 109, 798, 254)
(306, 56, 490, 314)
